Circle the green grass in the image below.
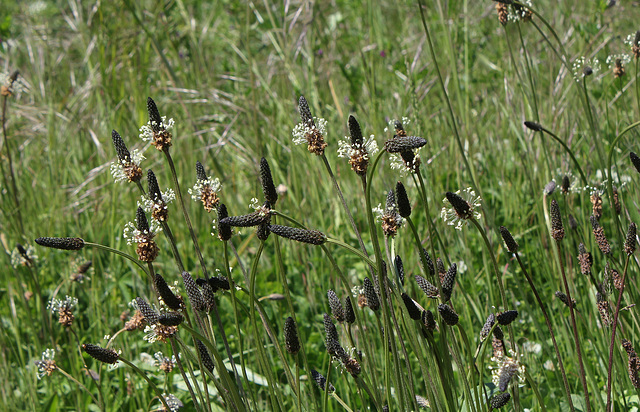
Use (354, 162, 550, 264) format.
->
(2, 0, 640, 410)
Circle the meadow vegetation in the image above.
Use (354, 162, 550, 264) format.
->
(2, 0, 640, 410)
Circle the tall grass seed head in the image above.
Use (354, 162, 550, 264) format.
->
(260, 157, 278, 205)
(577, 243, 592, 275)
(216, 203, 233, 241)
(401, 293, 422, 320)
(268, 225, 326, 245)
(422, 249, 435, 276)
(499, 226, 519, 254)
(441, 188, 481, 230)
(0, 70, 26, 96)
(624, 31, 640, 59)
(139, 174, 175, 223)
(123, 210, 161, 262)
(292, 98, 327, 155)
(327, 290, 345, 322)
(441, 263, 457, 302)
(415, 274, 439, 298)
(154, 273, 183, 311)
(572, 56, 601, 81)
(394, 255, 405, 285)
(82, 343, 120, 364)
(337, 132, 378, 176)
(549, 199, 564, 241)
(490, 350, 525, 392)
(363, 277, 380, 311)
(110, 140, 144, 184)
(480, 313, 496, 341)
(35, 236, 85, 251)
(490, 392, 511, 409)
(555, 291, 576, 308)
(508, 0, 533, 23)
(154, 352, 177, 373)
(134, 297, 159, 325)
(590, 215, 611, 255)
(625, 222, 637, 256)
(344, 296, 356, 324)
(311, 369, 334, 392)
(141, 97, 174, 151)
(48, 295, 78, 327)
(284, 316, 301, 354)
(590, 190, 603, 220)
(34, 349, 57, 379)
(395, 181, 411, 218)
(596, 290, 612, 327)
(422, 309, 437, 331)
(181, 271, 206, 312)
(189, 163, 221, 213)
(495, 2, 508, 25)
(376, 189, 403, 237)
(438, 304, 459, 326)
(607, 54, 630, 78)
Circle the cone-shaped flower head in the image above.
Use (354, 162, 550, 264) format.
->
(625, 222, 637, 256)
(363, 277, 380, 311)
(438, 304, 459, 326)
(189, 161, 221, 213)
(550, 199, 564, 241)
(141, 97, 173, 151)
(110, 130, 143, 183)
(442, 188, 482, 230)
(499, 226, 519, 254)
(401, 293, 421, 320)
(260, 157, 278, 206)
(344, 296, 356, 324)
(35, 237, 85, 251)
(154, 273, 182, 310)
(268, 225, 326, 245)
(82, 344, 119, 364)
(396, 181, 411, 218)
(292, 95, 327, 155)
(327, 290, 345, 322)
(590, 215, 611, 255)
(284, 316, 301, 354)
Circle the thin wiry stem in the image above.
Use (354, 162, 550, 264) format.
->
(606, 255, 631, 412)
(555, 242, 591, 412)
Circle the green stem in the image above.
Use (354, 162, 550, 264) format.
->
(119, 356, 171, 411)
(84, 242, 150, 279)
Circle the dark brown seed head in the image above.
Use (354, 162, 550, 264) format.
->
(415, 275, 439, 298)
(112, 129, 131, 162)
(496, 310, 518, 325)
(147, 97, 162, 132)
(438, 304, 459, 326)
(208, 276, 230, 292)
(625, 222, 637, 256)
(613, 186, 621, 215)
(590, 192, 603, 221)
(35, 237, 85, 251)
(395, 255, 405, 285)
(327, 338, 349, 362)
(422, 310, 436, 331)
(441, 263, 457, 302)
(147, 170, 163, 203)
(284, 316, 300, 354)
(196, 278, 215, 311)
(550, 199, 564, 241)
(298, 96, 314, 127)
(327, 290, 345, 322)
(561, 175, 571, 194)
(492, 336, 505, 357)
(394, 120, 406, 136)
(363, 277, 380, 311)
(77, 261, 92, 274)
(436, 258, 445, 280)
(446, 191, 474, 220)
(268, 225, 326, 245)
(384, 136, 427, 153)
(399, 149, 421, 172)
(524, 121, 543, 132)
(583, 65, 593, 77)
(260, 157, 278, 206)
(196, 340, 215, 373)
(82, 344, 119, 364)
(219, 209, 271, 227)
(217, 203, 233, 241)
(154, 273, 182, 310)
(396, 181, 411, 218)
(597, 291, 612, 326)
(577, 243, 592, 275)
(490, 392, 511, 409)
(493, 325, 504, 341)
(480, 314, 495, 341)
(135, 297, 158, 325)
(634, 31, 640, 58)
(499, 226, 519, 254)
(348, 115, 363, 146)
(631, 152, 640, 174)
(323, 313, 339, 345)
(590, 215, 611, 255)
(401, 293, 421, 320)
(136, 207, 150, 233)
(555, 291, 576, 308)
(195, 161, 207, 181)
(310, 369, 334, 392)
(344, 296, 356, 324)
(158, 312, 184, 326)
(422, 249, 435, 276)
(181, 271, 206, 312)
(496, 2, 508, 25)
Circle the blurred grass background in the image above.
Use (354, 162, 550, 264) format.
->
(2, 0, 640, 410)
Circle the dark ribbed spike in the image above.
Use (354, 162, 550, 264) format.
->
(590, 215, 611, 255)
(327, 290, 345, 322)
(136, 207, 150, 233)
(422, 249, 435, 276)
(147, 170, 163, 202)
(401, 293, 421, 320)
(480, 313, 495, 341)
(496, 310, 518, 325)
(323, 313, 339, 345)
(499, 226, 519, 253)
(384, 136, 427, 153)
(154, 273, 182, 310)
(414, 275, 439, 298)
(310, 369, 334, 392)
(284, 316, 300, 354)
(268, 225, 326, 245)
(158, 312, 184, 326)
(524, 121, 543, 132)
(298, 96, 314, 127)
(396, 181, 411, 218)
(625, 222, 637, 256)
(195, 161, 208, 181)
(196, 340, 215, 373)
(260, 157, 278, 206)
(147, 97, 162, 132)
(181, 271, 206, 312)
(111, 129, 131, 162)
(394, 255, 405, 286)
(363, 277, 380, 311)
(490, 392, 511, 409)
(82, 344, 119, 364)
(631, 152, 640, 174)
(441, 263, 457, 302)
(135, 297, 158, 324)
(446, 192, 473, 220)
(344, 296, 356, 324)
(348, 115, 363, 146)
(217, 203, 233, 241)
(208, 276, 230, 291)
(422, 310, 436, 331)
(35, 237, 85, 251)
(438, 304, 459, 326)
(219, 210, 269, 227)
(550, 200, 564, 241)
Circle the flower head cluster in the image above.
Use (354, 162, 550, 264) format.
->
(154, 352, 177, 373)
(189, 177, 221, 212)
(292, 116, 328, 155)
(11, 244, 37, 268)
(138, 189, 175, 222)
(490, 350, 526, 392)
(139, 108, 175, 151)
(507, 0, 533, 23)
(572, 57, 601, 81)
(607, 54, 631, 78)
(337, 134, 378, 176)
(34, 349, 57, 379)
(372, 192, 404, 238)
(48, 296, 78, 327)
(624, 31, 640, 59)
(383, 117, 411, 134)
(143, 323, 179, 344)
(156, 393, 183, 411)
(441, 188, 482, 230)
(1, 71, 26, 96)
(123, 219, 162, 246)
(110, 149, 145, 183)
